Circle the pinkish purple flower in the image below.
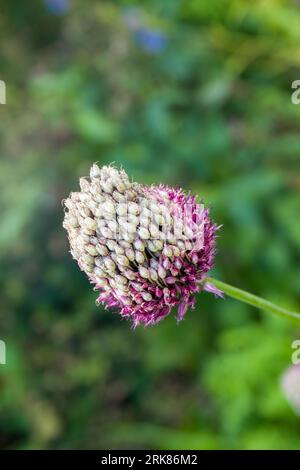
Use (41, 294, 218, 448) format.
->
(281, 365, 300, 415)
(63, 165, 220, 327)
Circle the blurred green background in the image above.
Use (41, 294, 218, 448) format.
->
(0, 0, 300, 450)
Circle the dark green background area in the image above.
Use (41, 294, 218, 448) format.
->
(0, 0, 299, 449)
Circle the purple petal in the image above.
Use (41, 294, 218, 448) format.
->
(203, 282, 224, 298)
(177, 300, 189, 322)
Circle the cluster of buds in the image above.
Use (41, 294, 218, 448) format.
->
(63, 164, 220, 326)
(281, 365, 300, 416)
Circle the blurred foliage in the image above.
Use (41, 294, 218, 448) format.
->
(0, 0, 300, 450)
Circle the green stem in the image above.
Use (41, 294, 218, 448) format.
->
(206, 277, 300, 323)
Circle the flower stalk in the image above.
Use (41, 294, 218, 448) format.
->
(205, 277, 300, 323)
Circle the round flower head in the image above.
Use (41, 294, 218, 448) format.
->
(63, 164, 221, 327)
(281, 365, 300, 415)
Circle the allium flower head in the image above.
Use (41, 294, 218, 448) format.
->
(281, 365, 300, 415)
(63, 164, 221, 326)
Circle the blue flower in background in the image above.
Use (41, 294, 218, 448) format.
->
(134, 28, 167, 54)
(44, 0, 70, 15)
(122, 7, 168, 54)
